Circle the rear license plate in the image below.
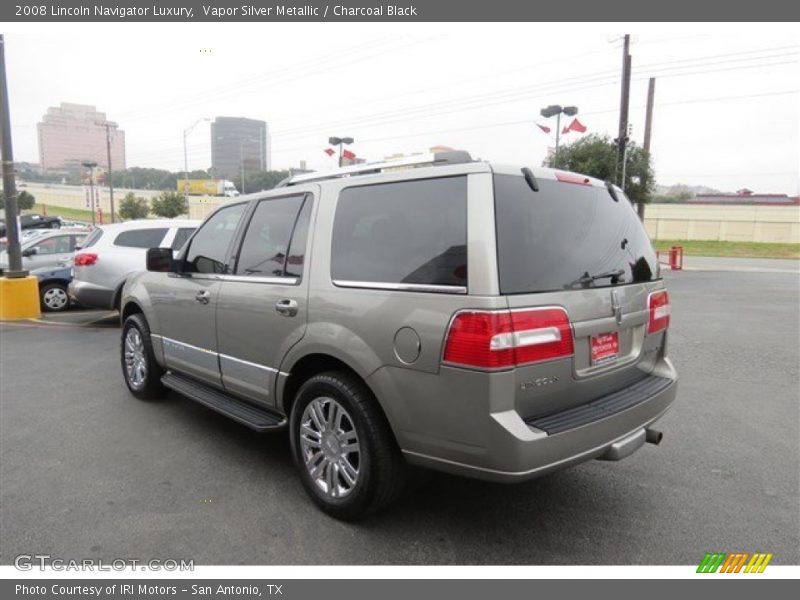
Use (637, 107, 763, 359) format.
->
(591, 332, 619, 365)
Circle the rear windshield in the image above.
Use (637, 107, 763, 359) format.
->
(494, 174, 659, 294)
(80, 228, 103, 249)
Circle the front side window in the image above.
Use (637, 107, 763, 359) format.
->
(331, 177, 468, 288)
(114, 228, 168, 249)
(235, 194, 310, 279)
(183, 203, 247, 274)
(30, 235, 73, 255)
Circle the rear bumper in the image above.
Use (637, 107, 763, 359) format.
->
(69, 279, 115, 310)
(399, 358, 677, 483)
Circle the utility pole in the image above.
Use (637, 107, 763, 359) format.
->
(640, 77, 656, 220)
(0, 34, 24, 277)
(97, 121, 116, 223)
(82, 161, 98, 227)
(615, 34, 632, 188)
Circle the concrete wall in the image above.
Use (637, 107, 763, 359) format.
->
(644, 204, 800, 244)
(17, 184, 800, 244)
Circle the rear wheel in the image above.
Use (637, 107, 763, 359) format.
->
(40, 282, 70, 312)
(290, 371, 406, 520)
(121, 313, 165, 400)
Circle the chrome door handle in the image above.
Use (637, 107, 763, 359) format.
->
(195, 290, 211, 304)
(275, 298, 298, 317)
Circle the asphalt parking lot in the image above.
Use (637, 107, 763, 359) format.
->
(1, 266, 798, 565)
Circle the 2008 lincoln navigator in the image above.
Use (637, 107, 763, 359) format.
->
(120, 151, 677, 520)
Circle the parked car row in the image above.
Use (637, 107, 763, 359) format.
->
(0, 218, 199, 312)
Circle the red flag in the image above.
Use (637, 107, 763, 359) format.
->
(536, 123, 551, 134)
(324, 148, 335, 157)
(562, 126, 570, 135)
(568, 118, 587, 133)
(342, 149, 356, 160)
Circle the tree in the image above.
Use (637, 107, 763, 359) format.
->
(118, 192, 150, 220)
(150, 190, 188, 218)
(543, 133, 655, 208)
(232, 170, 291, 194)
(0, 190, 35, 211)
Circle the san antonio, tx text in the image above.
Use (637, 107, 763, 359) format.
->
(37, 4, 418, 18)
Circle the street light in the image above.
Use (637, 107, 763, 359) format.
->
(539, 105, 578, 167)
(182, 118, 210, 196)
(328, 136, 354, 167)
(81, 160, 98, 226)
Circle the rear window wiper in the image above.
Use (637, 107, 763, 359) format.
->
(566, 269, 625, 288)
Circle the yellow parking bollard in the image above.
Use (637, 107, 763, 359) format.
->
(0, 276, 41, 320)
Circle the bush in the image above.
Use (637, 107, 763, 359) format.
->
(118, 192, 150, 220)
(0, 190, 35, 211)
(150, 191, 188, 218)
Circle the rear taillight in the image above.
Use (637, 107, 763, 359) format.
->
(74, 252, 98, 267)
(443, 307, 573, 370)
(647, 290, 670, 334)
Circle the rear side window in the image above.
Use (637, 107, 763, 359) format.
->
(80, 229, 103, 249)
(235, 194, 310, 279)
(494, 175, 659, 294)
(331, 177, 467, 288)
(170, 227, 196, 250)
(113, 228, 168, 249)
(183, 203, 246, 274)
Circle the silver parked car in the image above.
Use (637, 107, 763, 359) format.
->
(70, 219, 199, 310)
(120, 152, 677, 520)
(0, 229, 87, 274)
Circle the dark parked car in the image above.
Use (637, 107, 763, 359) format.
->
(0, 213, 62, 237)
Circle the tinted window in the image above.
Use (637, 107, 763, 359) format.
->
(285, 197, 312, 279)
(236, 195, 308, 278)
(183, 203, 246, 274)
(79, 229, 103, 249)
(170, 227, 196, 250)
(494, 175, 659, 294)
(331, 177, 467, 287)
(114, 228, 168, 249)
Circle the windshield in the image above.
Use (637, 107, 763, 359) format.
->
(494, 173, 659, 294)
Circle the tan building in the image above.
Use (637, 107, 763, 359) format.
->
(37, 103, 126, 172)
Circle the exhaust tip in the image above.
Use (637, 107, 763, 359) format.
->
(645, 428, 663, 445)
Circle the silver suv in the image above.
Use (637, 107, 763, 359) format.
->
(71, 219, 199, 310)
(120, 152, 677, 520)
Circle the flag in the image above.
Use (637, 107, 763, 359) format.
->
(568, 118, 587, 133)
(342, 149, 356, 160)
(536, 123, 551, 134)
(324, 148, 335, 157)
(562, 126, 570, 135)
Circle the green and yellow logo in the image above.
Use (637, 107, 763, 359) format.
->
(697, 552, 773, 573)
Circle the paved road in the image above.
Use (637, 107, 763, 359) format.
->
(1, 269, 798, 565)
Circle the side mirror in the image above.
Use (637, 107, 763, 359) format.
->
(146, 247, 173, 272)
(22, 247, 38, 257)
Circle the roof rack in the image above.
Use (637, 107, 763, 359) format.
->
(277, 150, 474, 187)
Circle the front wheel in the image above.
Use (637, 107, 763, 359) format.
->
(121, 313, 165, 400)
(40, 282, 70, 312)
(289, 372, 406, 520)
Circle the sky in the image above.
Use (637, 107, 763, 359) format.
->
(3, 22, 799, 194)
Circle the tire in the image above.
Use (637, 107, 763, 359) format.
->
(289, 371, 407, 520)
(121, 313, 166, 400)
(40, 282, 70, 312)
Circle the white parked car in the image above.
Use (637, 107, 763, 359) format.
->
(70, 219, 199, 310)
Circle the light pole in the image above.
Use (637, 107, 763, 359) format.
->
(539, 105, 578, 168)
(328, 136, 354, 167)
(182, 118, 210, 196)
(82, 160, 98, 226)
